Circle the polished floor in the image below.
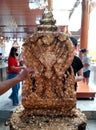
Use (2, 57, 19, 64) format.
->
(0, 70, 96, 130)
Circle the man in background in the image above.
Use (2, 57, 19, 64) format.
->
(70, 37, 84, 91)
(80, 48, 91, 84)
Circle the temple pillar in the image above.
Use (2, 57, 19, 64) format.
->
(80, 0, 89, 49)
(48, 0, 53, 9)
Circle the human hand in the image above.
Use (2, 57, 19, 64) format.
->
(18, 67, 35, 81)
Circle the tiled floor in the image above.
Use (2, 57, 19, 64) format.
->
(0, 70, 96, 129)
(76, 95, 96, 111)
(0, 122, 9, 130)
(86, 120, 96, 130)
(76, 70, 96, 112)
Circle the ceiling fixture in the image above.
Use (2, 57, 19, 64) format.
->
(29, 0, 48, 9)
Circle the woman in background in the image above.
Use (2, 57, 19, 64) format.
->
(7, 47, 25, 106)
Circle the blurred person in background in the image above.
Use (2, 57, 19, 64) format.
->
(80, 48, 91, 84)
(7, 47, 25, 106)
(70, 37, 84, 91)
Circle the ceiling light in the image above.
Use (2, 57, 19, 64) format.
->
(29, 0, 48, 9)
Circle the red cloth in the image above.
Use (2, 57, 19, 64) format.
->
(8, 56, 20, 74)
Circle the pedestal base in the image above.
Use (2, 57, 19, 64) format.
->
(9, 107, 87, 130)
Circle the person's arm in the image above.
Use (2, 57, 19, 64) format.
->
(0, 68, 34, 95)
(11, 65, 25, 70)
(75, 68, 84, 82)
